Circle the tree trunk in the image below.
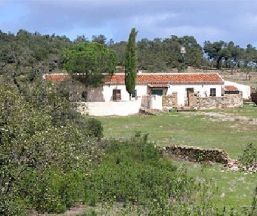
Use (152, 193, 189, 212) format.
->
(216, 57, 222, 69)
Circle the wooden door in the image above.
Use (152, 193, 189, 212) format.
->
(186, 88, 194, 106)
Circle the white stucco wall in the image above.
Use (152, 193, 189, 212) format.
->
(102, 85, 148, 101)
(224, 80, 251, 99)
(77, 100, 142, 116)
(149, 95, 163, 110)
(87, 83, 224, 107)
(167, 84, 223, 106)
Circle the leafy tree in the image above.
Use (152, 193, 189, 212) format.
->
(0, 80, 104, 215)
(63, 42, 116, 87)
(136, 35, 202, 72)
(203, 41, 226, 69)
(243, 44, 257, 68)
(92, 34, 107, 45)
(125, 28, 137, 98)
(109, 41, 127, 65)
(74, 35, 88, 44)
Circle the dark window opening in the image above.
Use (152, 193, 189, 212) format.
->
(113, 89, 121, 101)
(210, 88, 216, 96)
(81, 91, 88, 101)
(151, 89, 163, 96)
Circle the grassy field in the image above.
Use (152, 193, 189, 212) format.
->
(98, 110, 257, 158)
(215, 104, 257, 118)
(97, 110, 257, 208)
(174, 161, 257, 208)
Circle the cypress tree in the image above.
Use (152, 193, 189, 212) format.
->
(125, 28, 137, 99)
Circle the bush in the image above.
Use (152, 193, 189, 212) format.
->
(0, 84, 102, 215)
(19, 169, 85, 214)
(238, 143, 257, 168)
(85, 118, 103, 140)
(85, 134, 194, 206)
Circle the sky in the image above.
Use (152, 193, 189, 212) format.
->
(0, 0, 257, 46)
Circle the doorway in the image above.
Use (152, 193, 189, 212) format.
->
(186, 88, 194, 106)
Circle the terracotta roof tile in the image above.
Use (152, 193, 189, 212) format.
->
(224, 85, 239, 92)
(44, 73, 70, 82)
(104, 73, 224, 85)
(44, 73, 224, 85)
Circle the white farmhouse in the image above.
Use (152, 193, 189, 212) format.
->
(44, 72, 250, 116)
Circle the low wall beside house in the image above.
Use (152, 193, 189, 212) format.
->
(197, 93, 243, 109)
(141, 95, 163, 110)
(162, 93, 178, 110)
(76, 100, 142, 116)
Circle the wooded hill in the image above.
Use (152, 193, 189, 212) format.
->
(1, 29, 257, 78)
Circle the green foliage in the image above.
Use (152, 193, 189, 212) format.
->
(136, 35, 202, 71)
(1, 29, 257, 76)
(84, 118, 103, 140)
(92, 34, 107, 45)
(20, 169, 85, 213)
(85, 134, 195, 207)
(63, 42, 116, 87)
(110, 41, 127, 65)
(0, 30, 71, 96)
(0, 83, 103, 215)
(125, 28, 137, 96)
(203, 40, 244, 69)
(239, 143, 257, 168)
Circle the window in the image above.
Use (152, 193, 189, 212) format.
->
(81, 91, 88, 101)
(151, 89, 163, 96)
(113, 89, 121, 101)
(210, 88, 216, 96)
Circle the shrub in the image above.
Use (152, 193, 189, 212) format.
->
(0, 84, 102, 215)
(19, 169, 85, 214)
(238, 143, 257, 168)
(85, 118, 103, 140)
(85, 134, 194, 206)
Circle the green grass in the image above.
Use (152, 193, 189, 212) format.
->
(98, 111, 257, 159)
(218, 104, 257, 118)
(97, 111, 257, 209)
(173, 161, 257, 209)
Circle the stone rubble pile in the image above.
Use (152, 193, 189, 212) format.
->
(161, 145, 230, 164)
(161, 145, 257, 173)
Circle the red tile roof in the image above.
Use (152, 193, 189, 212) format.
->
(44, 73, 224, 85)
(43, 73, 70, 82)
(104, 73, 224, 85)
(148, 84, 169, 88)
(224, 85, 239, 92)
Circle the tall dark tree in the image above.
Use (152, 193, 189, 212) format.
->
(125, 28, 137, 99)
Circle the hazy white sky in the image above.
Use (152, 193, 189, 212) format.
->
(1, 0, 257, 46)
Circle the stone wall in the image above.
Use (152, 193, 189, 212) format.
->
(196, 93, 243, 109)
(161, 145, 230, 164)
(162, 92, 242, 110)
(162, 93, 177, 110)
